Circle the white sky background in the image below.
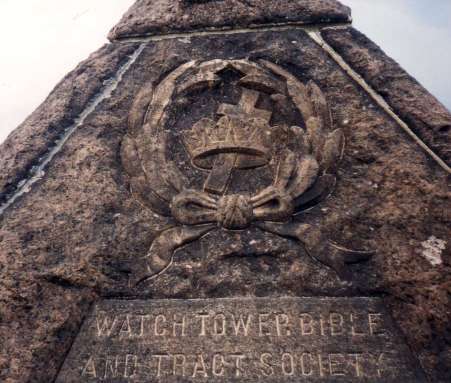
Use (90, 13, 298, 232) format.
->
(0, 0, 450, 144)
(0, 0, 135, 144)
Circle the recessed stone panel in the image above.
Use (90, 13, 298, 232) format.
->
(56, 297, 425, 382)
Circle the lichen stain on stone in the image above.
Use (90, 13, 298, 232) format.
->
(420, 236, 446, 266)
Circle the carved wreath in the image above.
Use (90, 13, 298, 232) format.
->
(122, 59, 372, 285)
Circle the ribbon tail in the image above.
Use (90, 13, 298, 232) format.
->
(329, 242, 375, 264)
(256, 222, 373, 280)
(133, 224, 215, 286)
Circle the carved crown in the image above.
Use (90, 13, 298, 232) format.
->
(183, 114, 272, 170)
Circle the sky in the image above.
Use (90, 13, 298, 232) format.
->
(0, 0, 450, 144)
(344, 0, 451, 112)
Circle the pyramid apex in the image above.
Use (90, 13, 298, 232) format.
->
(108, 0, 351, 40)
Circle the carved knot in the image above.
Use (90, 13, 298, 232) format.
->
(217, 194, 253, 230)
(171, 188, 294, 229)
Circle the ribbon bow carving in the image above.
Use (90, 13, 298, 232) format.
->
(172, 186, 294, 231)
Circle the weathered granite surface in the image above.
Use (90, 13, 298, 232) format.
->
(322, 26, 451, 166)
(1, 1, 450, 382)
(0, 43, 139, 204)
(108, 0, 351, 40)
(0, 28, 449, 382)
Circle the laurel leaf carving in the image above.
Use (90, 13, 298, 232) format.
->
(305, 116, 325, 161)
(287, 155, 320, 199)
(293, 174, 336, 210)
(121, 62, 200, 217)
(274, 150, 297, 189)
(120, 135, 142, 178)
(130, 175, 172, 216)
(308, 80, 333, 128)
(145, 61, 197, 135)
(128, 84, 154, 135)
(321, 129, 345, 173)
(258, 59, 345, 213)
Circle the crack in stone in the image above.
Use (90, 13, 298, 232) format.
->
(0, 43, 146, 217)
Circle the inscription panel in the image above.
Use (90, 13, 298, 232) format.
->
(56, 298, 425, 382)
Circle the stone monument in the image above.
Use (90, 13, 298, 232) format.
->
(0, 1, 449, 382)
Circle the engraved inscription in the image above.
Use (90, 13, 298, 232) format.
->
(56, 297, 426, 382)
(93, 311, 385, 339)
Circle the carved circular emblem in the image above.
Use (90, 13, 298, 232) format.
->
(121, 59, 368, 285)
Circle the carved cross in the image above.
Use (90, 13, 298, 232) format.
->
(204, 88, 272, 195)
(217, 89, 272, 123)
